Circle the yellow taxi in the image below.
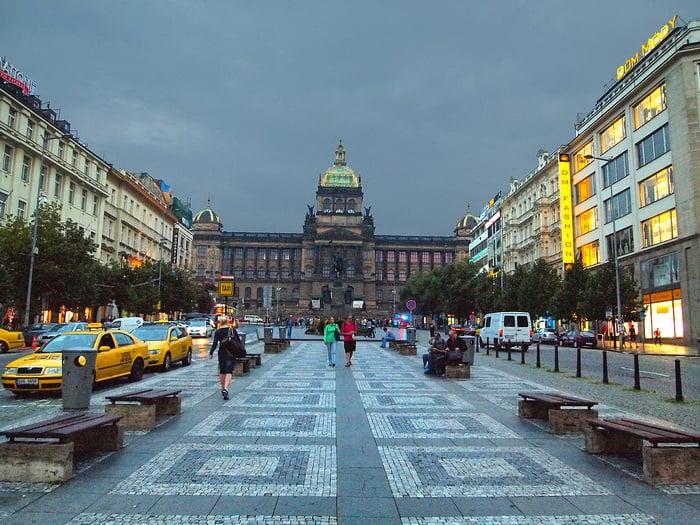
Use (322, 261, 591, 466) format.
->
(131, 323, 193, 372)
(0, 327, 25, 353)
(1, 327, 148, 394)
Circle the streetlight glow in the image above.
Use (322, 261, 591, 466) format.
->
(585, 154, 624, 349)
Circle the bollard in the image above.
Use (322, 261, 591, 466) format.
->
(675, 359, 683, 402)
(576, 343, 581, 378)
(554, 344, 559, 372)
(520, 346, 525, 364)
(495, 341, 499, 359)
(536, 342, 541, 368)
(633, 354, 641, 390)
(507, 346, 512, 361)
(602, 350, 609, 384)
(485, 338, 490, 356)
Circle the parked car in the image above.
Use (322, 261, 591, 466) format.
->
(559, 330, 597, 348)
(0, 327, 26, 353)
(1, 328, 149, 394)
(531, 329, 559, 345)
(186, 319, 212, 338)
(21, 322, 59, 347)
(37, 322, 89, 345)
(132, 323, 193, 372)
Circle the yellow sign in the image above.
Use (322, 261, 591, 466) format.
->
(218, 281, 234, 296)
(558, 154, 575, 265)
(616, 16, 678, 80)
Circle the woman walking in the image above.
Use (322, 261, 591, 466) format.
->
(341, 315, 357, 367)
(323, 316, 339, 367)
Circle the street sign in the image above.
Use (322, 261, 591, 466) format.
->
(218, 281, 234, 296)
(406, 299, 416, 311)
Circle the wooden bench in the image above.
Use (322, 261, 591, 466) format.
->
(518, 391, 598, 434)
(0, 412, 123, 482)
(105, 388, 181, 431)
(246, 353, 262, 366)
(233, 357, 251, 376)
(445, 363, 471, 378)
(265, 340, 286, 353)
(585, 417, 700, 485)
(398, 343, 417, 355)
(388, 339, 407, 350)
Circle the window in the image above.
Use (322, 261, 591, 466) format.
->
(26, 120, 35, 140)
(602, 152, 629, 187)
(376, 269, 383, 281)
(269, 268, 278, 279)
(633, 84, 666, 129)
(54, 174, 63, 198)
(604, 189, 631, 223)
(281, 267, 290, 280)
(21, 155, 31, 182)
(375, 251, 383, 262)
(410, 251, 418, 263)
(637, 124, 670, 167)
(233, 266, 243, 278)
(257, 267, 265, 279)
(283, 249, 290, 260)
(599, 115, 626, 153)
(84, 160, 90, 176)
(81, 189, 88, 211)
(322, 198, 331, 212)
(575, 174, 596, 204)
(642, 209, 678, 247)
(573, 141, 593, 173)
(399, 270, 407, 282)
(92, 195, 98, 215)
(639, 166, 674, 207)
(71, 149, 77, 167)
(579, 240, 599, 267)
(398, 251, 407, 263)
(234, 247, 243, 258)
(270, 248, 278, 260)
(58, 142, 64, 159)
(40, 165, 47, 191)
(641, 252, 680, 289)
(17, 200, 26, 219)
(197, 246, 207, 257)
(258, 248, 266, 260)
(376, 289, 383, 302)
(8, 108, 17, 128)
(2, 145, 13, 172)
(445, 252, 454, 264)
(246, 267, 254, 279)
(576, 207, 597, 235)
(422, 252, 430, 264)
(433, 252, 442, 264)
(606, 226, 634, 258)
(246, 248, 255, 259)
(387, 251, 395, 263)
(0, 191, 7, 218)
(68, 182, 76, 205)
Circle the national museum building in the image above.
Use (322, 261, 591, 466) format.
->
(191, 142, 475, 321)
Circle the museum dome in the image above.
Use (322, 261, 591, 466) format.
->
(320, 141, 360, 188)
(193, 200, 223, 226)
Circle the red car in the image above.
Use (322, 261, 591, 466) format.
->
(559, 330, 597, 348)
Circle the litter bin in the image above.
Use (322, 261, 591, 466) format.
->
(407, 327, 417, 345)
(278, 326, 286, 340)
(264, 326, 273, 344)
(62, 347, 96, 411)
(460, 335, 476, 365)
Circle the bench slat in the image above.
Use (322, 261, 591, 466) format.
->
(519, 391, 597, 407)
(1, 413, 121, 441)
(587, 418, 700, 445)
(106, 389, 181, 403)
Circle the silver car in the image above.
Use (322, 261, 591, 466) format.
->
(531, 329, 558, 345)
(186, 319, 212, 338)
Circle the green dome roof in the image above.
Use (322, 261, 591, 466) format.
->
(320, 141, 359, 188)
(193, 205, 222, 225)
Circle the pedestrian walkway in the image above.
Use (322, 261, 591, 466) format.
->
(0, 337, 698, 524)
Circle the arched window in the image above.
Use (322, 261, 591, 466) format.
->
(334, 198, 344, 212)
(347, 199, 357, 213)
(323, 198, 331, 212)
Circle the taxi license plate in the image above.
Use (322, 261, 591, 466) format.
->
(16, 378, 39, 386)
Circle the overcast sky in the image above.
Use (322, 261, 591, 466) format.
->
(3, 1, 696, 236)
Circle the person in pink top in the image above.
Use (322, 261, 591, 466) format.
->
(341, 315, 357, 367)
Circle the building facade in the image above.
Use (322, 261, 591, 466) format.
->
(192, 143, 475, 321)
(565, 16, 699, 345)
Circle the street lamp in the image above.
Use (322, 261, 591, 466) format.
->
(585, 154, 623, 349)
(23, 132, 66, 327)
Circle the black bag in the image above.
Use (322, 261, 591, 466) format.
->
(446, 350, 463, 363)
(334, 328, 341, 341)
(221, 328, 246, 358)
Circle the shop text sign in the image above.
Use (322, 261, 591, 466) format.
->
(558, 154, 574, 265)
(616, 16, 678, 80)
(0, 55, 36, 95)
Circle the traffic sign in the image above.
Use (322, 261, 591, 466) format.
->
(406, 299, 416, 311)
(218, 281, 234, 296)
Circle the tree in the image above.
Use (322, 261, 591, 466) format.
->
(551, 259, 588, 325)
(518, 259, 561, 318)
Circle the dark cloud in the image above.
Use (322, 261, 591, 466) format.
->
(4, 1, 695, 234)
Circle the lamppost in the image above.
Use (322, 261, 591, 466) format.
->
(23, 132, 65, 327)
(585, 154, 623, 349)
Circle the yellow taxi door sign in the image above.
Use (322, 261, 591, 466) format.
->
(218, 281, 234, 296)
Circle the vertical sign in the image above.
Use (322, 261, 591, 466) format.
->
(558, 153, 575, 266)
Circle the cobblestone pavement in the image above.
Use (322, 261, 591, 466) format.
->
(0, 336, 698, 524)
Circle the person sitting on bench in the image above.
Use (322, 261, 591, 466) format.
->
(429, 329, 467, 376)
(379, 326, 396, 348)
(423, 332, 446, 374)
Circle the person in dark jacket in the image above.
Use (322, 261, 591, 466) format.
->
(209, 316, 242, 400)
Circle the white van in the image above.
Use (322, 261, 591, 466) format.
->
(111, 317, 144, 332)
(243, 315, 264, 324)
(479, 312, 532, 351)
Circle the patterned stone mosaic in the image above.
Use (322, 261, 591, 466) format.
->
(457, 379, 548, 392)
(368, 413, 519, 439)
(246, 379, 335, 391)
(401, 515, 658, 525)
(67, 514, 338, 524)
(353, 371, 420, 380)
(187, 411, 335, 437)
(379, 445, 611, 498)
(356, 380, 446, 392)
(360, 393, 472, 410)
(112, 444, 336, 496)
(262, 371, 336, 379)
(226, 392, 335, 408)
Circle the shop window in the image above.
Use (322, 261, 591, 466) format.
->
(579, 241, 600, 267)
(606, 226, 634, 258)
